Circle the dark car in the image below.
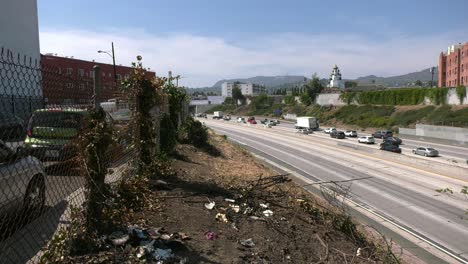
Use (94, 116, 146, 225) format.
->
(330, 131, 346, 139)
(380, 142, 402, 153)
(372, 130, 393, 139)
(383, 137, 402, 145)
(260, 118, 268, 124)
(0, 112, 25, 142)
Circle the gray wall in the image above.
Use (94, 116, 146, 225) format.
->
(0, 0, 40, 61)
(399, 124, 468, 143)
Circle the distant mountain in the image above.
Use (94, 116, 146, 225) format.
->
(211, 75, 307, 88)
(355, 67, 438, 87)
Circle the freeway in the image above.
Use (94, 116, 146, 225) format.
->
(204, 119, 468, 264)
(275, 121, 468, 162)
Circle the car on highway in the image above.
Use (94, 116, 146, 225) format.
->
(383, 137, 402, 145)
(324, 127, 336, 134)
(23, 108, 87, 161)
(330, 131, 345, 139)
(344, 130, 357, 137)
(379, 142, 402, 153)
(412, 147, 439, 157)
(223, 115, 231, 121)
(248, 119, 257, 124)
(0, 140, 46, 220)
(237, 117, 246, 123)
(272, 119, 280, 124)
(358, 136, 375, 144)
(372, 130, 393, 139)
(260, 118, 268, 124)
(0, 112, 25, 142)
(264, 123, 272, 128)
(296, 128, 313, 134)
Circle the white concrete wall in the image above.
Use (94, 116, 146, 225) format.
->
(399, 124, 468, 143)
(315, 93, 345, 105)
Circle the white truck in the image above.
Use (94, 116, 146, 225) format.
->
(213, 111, 224, 119)
(295, 116, 319, 130)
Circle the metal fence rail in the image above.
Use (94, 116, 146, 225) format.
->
(0, 48, 137, 263)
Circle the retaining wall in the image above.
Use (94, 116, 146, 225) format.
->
(399, 124, 468, 143)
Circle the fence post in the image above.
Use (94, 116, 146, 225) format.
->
(93, 65, 101, 109)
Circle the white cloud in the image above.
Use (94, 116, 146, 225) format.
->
(40, 29, 466, 87)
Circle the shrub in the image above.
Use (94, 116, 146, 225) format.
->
(181, 118, 209, 148)
(160, 113, 178, 154)
(393, 106, 435, 127)
(456, 86, 467, 104)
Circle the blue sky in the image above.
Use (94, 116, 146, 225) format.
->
(38, 0, 468, 87)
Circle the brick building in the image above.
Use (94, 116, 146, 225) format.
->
(41, 54, 156, 105)
(438, 42, 468, 87)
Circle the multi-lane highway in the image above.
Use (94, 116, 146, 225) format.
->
(203, 118, 468, 264)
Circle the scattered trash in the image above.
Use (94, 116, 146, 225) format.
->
(216, 213, 228, 222)
(160, 234, 172, 240)
(263, 210, 274, 217)
(152, 248, 174, 261)
(250, 216, 265, 221)
(225, 198, 236, 203)
(205, 201, 215, 210)
(136, 247, 145, 258)
(243, 207, 253, 215)
(230, 204, 240, 213)
(240, 238, 255, 248)
(128, 226, 148, 240)
(231, 223, 239, 231)
(146, 228, 161, 239)
(173, 232, 190, 240)
(109, 231, 129, 246)
(140, 239, 155, 253)
(259, 203, 269, 208)
(296, 199, 305, 202)
(280, 217, 287, 221)
(356, 247, 362, 256)
(205, 231, 217, 240)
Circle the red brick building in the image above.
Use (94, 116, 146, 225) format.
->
(438, 42, 468, 87)
(41, 54, 156, 105)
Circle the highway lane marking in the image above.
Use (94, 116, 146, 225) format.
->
(206, 120, 468, 184)
(241, 146, 468, 264)
(216, 127, 468, 220)
(274, 124, 468, 162)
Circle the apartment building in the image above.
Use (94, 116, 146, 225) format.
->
(221, 82, 266, 97)
(438, 42, 468, 87)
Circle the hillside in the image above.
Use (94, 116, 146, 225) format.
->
(211, 75, 306, 88)
(355, 67, 438, 87)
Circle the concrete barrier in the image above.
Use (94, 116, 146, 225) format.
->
(399, 124, 468, 143)
(398, 128, 416, 136)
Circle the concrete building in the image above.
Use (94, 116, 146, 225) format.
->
(0, 0, 41, 97)
(438, 42, 468, 87)
(221, 82, 266, 97)
(327, 64, 345, 89)
(41, 54, 156, 105)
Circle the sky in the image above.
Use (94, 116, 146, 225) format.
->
(38, 0, 468, 87)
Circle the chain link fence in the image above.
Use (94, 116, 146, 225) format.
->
(0, 48, 146, 263)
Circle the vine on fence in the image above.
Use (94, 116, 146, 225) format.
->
(339, 87, 450, 105)
(456, 86, 467, 104)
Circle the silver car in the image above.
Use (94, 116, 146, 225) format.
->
(0, 140, 46, 220)
(412, 147, 439, 157)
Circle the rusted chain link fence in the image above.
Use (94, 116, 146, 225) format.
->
(0, 48, 165, 263)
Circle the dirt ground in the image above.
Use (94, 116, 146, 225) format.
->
(126, 131, 403, 263)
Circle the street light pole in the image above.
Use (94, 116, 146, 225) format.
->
(111, 42, 117, 86)
(430, 67, 435, 88)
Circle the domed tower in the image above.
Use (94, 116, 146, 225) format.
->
(328, 64, 345, 89)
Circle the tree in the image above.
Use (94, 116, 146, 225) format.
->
(300, 93, 312, 106)
(415, 80, 423, 87)
(345, 81, 358, 89)
(303, 73, 324, 104)
(232, 83, 244, 106)
(224, 97, 235, 105)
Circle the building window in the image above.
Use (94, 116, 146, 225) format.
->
(66, 83, 74, 89)
(67, 68, 73, 75)
(79, 83, 86, 91)
(78, 69, 84, 77)
(58, 68, 62, 74)
(109, 73, 112, 77)
(102, 72, 106, 77)
(89, 71, 94, 78)
(116, 74, 122, 80)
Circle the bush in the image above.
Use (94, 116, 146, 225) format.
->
(284, 95, 296, 105)
(456, 86, 467, 104)
(181, 118, 209, 148)
(160, 114, 178, 154)
(393, 106, 435, 126)
(332, 105, 395, 128)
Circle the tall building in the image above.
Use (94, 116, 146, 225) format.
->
(221, 82, 266, 97)
(41, 54, 156, 105)
(438, 42, 468, 87)
(327, 64, 345, 89)
(0, 0, 41, 97)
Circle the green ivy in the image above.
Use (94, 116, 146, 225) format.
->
(456, 86, 467, 104)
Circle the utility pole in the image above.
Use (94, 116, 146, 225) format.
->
(430, 67, 435, 88)
(112, 42, 117, 86)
